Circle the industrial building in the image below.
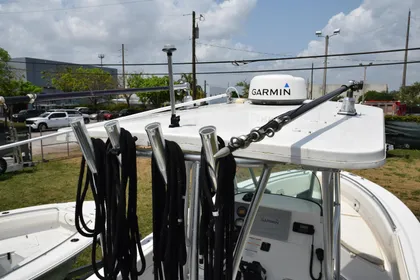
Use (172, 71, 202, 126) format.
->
(8, 57, 119, 108)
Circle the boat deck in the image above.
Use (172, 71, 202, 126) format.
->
(0, 202, 95, 280)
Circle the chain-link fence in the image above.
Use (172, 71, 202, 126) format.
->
(28, 126, 81, 163)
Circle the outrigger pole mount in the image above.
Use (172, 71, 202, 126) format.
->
(162, 44, 180, 128)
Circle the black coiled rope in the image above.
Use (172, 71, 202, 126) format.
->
(199, 136, 237, 280)
(75, 128, 146, 279)
(151, 139, 187, 280)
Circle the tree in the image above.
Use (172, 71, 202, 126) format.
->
(180, 73, 205, 99)
(331, 95, 344, 101)
(397, 82, 420, 106)
(358, 90, 396, 103)
(0, 47, 42, 97)
(235, 80, 250, 98)
(117, 75, 135, 107)
(45, 66, 117, 106)
(127, 74, 185, 107)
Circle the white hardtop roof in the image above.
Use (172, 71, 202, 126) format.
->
(61, 99, 386, 170)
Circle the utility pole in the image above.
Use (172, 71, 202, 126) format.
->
(192, 11, 197, 100)
(204, 80, 207, 96)
(310, 62, 314, 99)
(402, 9, 411, 88)
(322, 35, 329, 96)
(360, 62, 372, 103)
(122, 44, 126, 89)
(98, 54, 105, 67)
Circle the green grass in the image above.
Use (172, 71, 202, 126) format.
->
(0, 157, 153, 273)
(0, 120, 27, 130)
(352, 149, 420, 217)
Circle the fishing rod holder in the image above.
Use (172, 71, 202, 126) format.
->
(104, 120, 121, 153)
(145, 122, 167, 184)
(162, 44, 180, 128)
(199, 126, 219, 192)
(70, 118, 97, 174)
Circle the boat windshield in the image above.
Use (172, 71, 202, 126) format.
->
(235, 168, 322, 205)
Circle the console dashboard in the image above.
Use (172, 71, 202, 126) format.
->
(232, 192, 325, 280)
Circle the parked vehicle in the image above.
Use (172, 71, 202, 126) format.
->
(11, 109, 45, 123)
(25, 111, 86, 131)
(49, 109, 90, 124)
(103, 111, 118, 120)
(95, 110, 110, 121)
(77, 107, 96, 115)
(118, 108, 142, 117)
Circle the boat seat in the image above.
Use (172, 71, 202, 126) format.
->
(340, 199, 385, 267)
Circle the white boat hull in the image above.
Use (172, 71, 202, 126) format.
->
(85, 171, 420, 280)
(0, 201, 96, 280)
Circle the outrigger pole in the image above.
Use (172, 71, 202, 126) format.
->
(214, 80, 364, 159)
(0, 83, 190, 105)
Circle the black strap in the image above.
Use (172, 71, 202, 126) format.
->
(75, 128, 146, 280)
(199, 136, 237, 280)
(151, 140, 187, 280)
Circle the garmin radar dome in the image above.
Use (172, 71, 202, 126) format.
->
(248, 74, 307, 105)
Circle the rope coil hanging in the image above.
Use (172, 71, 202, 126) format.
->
(151, 139, 187, 280)
(199, 136, 237, 280)
(75, 128, 146, 280)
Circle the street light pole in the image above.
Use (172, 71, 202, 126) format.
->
(316, 28, 340, 96)
(322, 35, 329, 96)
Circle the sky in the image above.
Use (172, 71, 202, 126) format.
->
(0, 0, 419, 92)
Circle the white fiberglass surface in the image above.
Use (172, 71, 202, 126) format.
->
(0, 207, 81, 277)
(235, 169, 392, 277)
(58, 101, 386, 169)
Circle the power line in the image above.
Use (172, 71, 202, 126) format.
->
(196, 42, 293, 57)
(186, 60, 420, 75)
(0, 0, 158, 15)
(8, 59, 420, 76)
(8, 46, 420, 67)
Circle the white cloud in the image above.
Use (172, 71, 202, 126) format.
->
(0, 0, 419, 93)
(0, 0, 257, 82)
(264, 0, 420, 90)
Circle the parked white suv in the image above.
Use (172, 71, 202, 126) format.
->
(52, 109, 90, 123)
(25, 110, 89, 131)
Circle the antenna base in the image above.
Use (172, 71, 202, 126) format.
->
(169, 114, 180, 128)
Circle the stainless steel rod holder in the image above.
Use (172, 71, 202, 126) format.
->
(162, 44, 180, 128)
(333, 171, 341, 279)
(145, 122, 167, 184)
(199, 126, 219, 192)
(70, 118, 97, 174)
(322, 171, 334, 280)
(104, 120, 121, 150)
(232, 165, 273, 280)
(183, 161, 193, 280)
(189, 162, 201, 280)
